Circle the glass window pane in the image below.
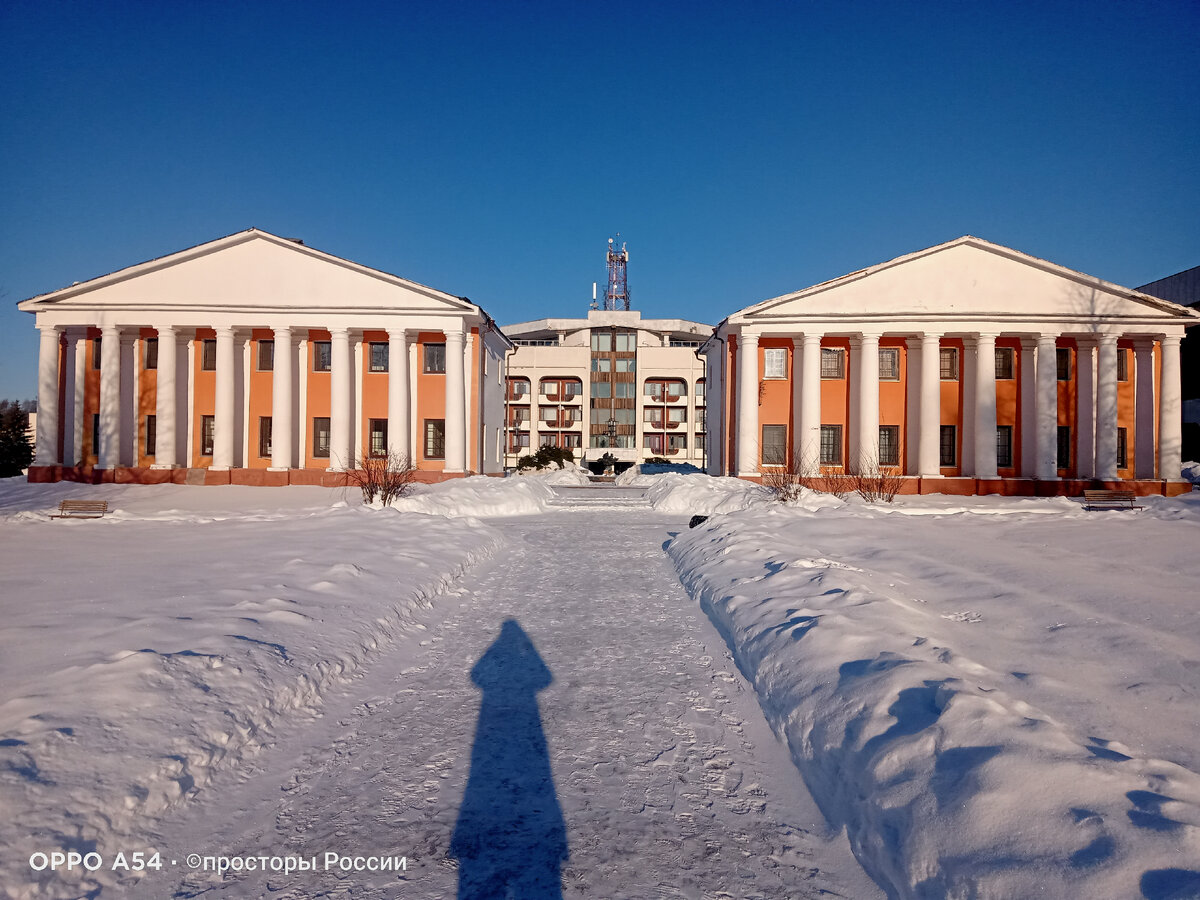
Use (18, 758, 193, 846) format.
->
(939, 347, 958, 380)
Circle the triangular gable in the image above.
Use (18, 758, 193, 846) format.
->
(733, 237, 1199, 325)
(19, 229, 476, 315)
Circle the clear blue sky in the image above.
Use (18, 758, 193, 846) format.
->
(2, 0, 1197, 399)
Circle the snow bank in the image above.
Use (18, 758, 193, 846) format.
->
(0, 483, 501, 899)
(388, 474, 560, 517)
(669, 501, 1200, 900)
(510, 463, 593, 486)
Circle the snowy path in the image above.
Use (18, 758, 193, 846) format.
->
(142, 500, 880, 899)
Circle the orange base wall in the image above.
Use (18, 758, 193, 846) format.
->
(27, 466, 471, 487)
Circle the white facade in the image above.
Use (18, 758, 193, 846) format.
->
(502, 310, 711, 468)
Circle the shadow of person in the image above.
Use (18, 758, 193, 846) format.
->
(450, 619, 567, 900)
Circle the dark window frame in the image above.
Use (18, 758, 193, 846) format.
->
(144, 338, 159, 370)
(259, 416, 273, 458)
(879, 425, 900, 466)
(424, 343, 447, 374)
(145, 414, 157, 456)
(424, 419, 446, 459)
(761, 424, 787, 466)
(1117, 427, 1128, 469)
(940, 425, 957, 467)
(820, 424, 843, 465)
(939, 347, 959, 380)
(369, 418, 388, 458)
(820, 348, 846, 379)
(996, 425, 1013, 468)
(312, 417, 331, 458)
(202, 339, 217, 371)
(879, 347, 900, 381)
(994, 347, 1015, 380)
(258, 340, 275, 372)
(1057, 425, 1071, 470)
(201, 415, 215, 456)
(1056, 347, 1071, 381)
(313, 341, 332, 373)
(369, 342, 388, 373)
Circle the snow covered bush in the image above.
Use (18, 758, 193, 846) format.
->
(347, 451, 417, 505)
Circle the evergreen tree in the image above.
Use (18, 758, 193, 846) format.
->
(0, 400, 34, 477)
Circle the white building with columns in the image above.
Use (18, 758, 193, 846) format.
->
(20, 229, 512, 485)
(702, 237, 1199, 496)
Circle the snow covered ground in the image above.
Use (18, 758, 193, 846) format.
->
(2, 470, 1198, 899)
(668, 482, 1200, 899)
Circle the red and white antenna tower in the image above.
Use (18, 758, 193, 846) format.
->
(603, 235, 630, 311)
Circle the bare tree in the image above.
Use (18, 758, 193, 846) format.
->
(760, 454, 853, 502)
(848, 455, 906, 503)
(346, 451, 418, 505)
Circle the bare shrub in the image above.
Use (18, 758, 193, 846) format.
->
(346, 451, 418, 505)
(760, 455, 853, 502)
(850, 455, 906, 503)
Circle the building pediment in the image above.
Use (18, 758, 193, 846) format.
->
(18, 229, 475, 317)
(733, 237, 1199, 328)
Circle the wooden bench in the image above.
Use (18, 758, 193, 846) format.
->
(1082, 489, 1141, 511)
(50, 499, 110, 519)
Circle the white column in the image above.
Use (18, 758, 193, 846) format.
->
(352, 337, 364, 466)
(1134, 340, 1156, 480)
(856, 333, 880, 472)
(1035, 334, 1059, 480)
(1159, 335, 1183, 482)
(790, 337, 804, 466)
(98, 326, 122, 469)
(329, 327, 352, 470)
(1095, 335, 1119, 481)
(961, 338, 976, 475)
(1019, 339, 1037, 477)
(213, 326, 236, 470)
(153, 326, 178, 468)
(70, 332, 86, 466)
(270, 327, 293, 470)
(35, 325, 62, 466)
(120, 334, 137, 466)
(798, 334, 821, 470)
(736, 331, 760, 475)
(1074, 338, 1096, 480)
(444, 326, 468, 472)
(387, 329, 411, 462)
(973, 333, 998, 480)
(918, 333, 941, 477)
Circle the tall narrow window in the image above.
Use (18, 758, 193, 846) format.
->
(939, 347, 958, 380)
(424, 419, 446, 459)
(615, 333, 635, 352)
(591, 357, 611, 373)
(369, 419, 388, 457)
(994, 347, 1015, 380)
(879, 348, 900, 380)
(144, 338, 158, 370)
(996, 425, 1013, 468)
(1116, 348, 1128, 382)
(763, 348, 787, 379)
(1056, 347, 1071, 381)
(615, 358, 636, 372)
(667, 433, 688, 453)
(92, 414, 100, 454)
(820, 425, 843, 465)
(939, 425, 957, 467)
(1117, 427, 1128, 469)
(1057, 425, 1071, 470)
(590, 332, 612, 352)
(878, 425, 900, 466)
(369, 343, 388, 373)
(424, 343, 446, 373)
(92, 337, 102, 369)
(821, 348, 845, 379)
(145, 415, 157, 456)
(258, 340, 275, 371)
(259, 416, 273, 458)
(313, 341, 332, 373)
(313, 417, 331, 458)
(201, 415, 215, 456)
(202, 340, 217, 371)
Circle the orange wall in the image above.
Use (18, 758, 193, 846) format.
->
(136, 328, 157, 467)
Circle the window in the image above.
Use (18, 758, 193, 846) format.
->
(369, 343, 388, 373)
(540, 405, 560, 424)
(644, 407, 663, 425)
(644, 381, 664, 398)
(821, 348, 845, 379)
(92, 414, 100, 453)
(591, 381, 611, 398)
(508, 378, 530, 398)
(562, 432, 582, 449)
(259, 416, 273, 458)
(312, 417, 331, 458)
(592, 357, 611, 373)
(258, 340, 274, 372)
(1117, 348, 1128, 382)
(1057, 425, 1070, 470)
(820, 425, 842, 465)
(667, 407, 687, 424)
(879, 348, 900, 381)
(996, 425, 1013, 468)
(424, 419, 446, 459)
(92, 337, 102, 369)
(613, 382, 634, 399)
(313, 341, 332, 372)
(369, 419, 388, 457)
(696, 379, 706, 397)
(1056, 347, 1071, 381)
(696, 409, 706, 429)
(645, 433, 665, 455)
(1117, 427, 1128, 469)
(509, 431, 530, 451)
(424, 343, 446, 374)
(994, 347, 1015, 380)
(201, 415, 215, 456)
(561, 380, 580, 397)
(613, 408, 635, 425)
(615, 333, 635, 352)
(145, 415, 156, 456)
(616, 358, 636, 372)
(939, 347, 958, 380)
(763, 348, 787, 379)
(591, 332, 612, 352)
(667, 433, 688, 453)
(879, 425, 900, 466)
(940, 425, 956, 467)
(202, 340, 217, 371)
(144, 338, 158, 370)
(762, 425, 787, 466)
